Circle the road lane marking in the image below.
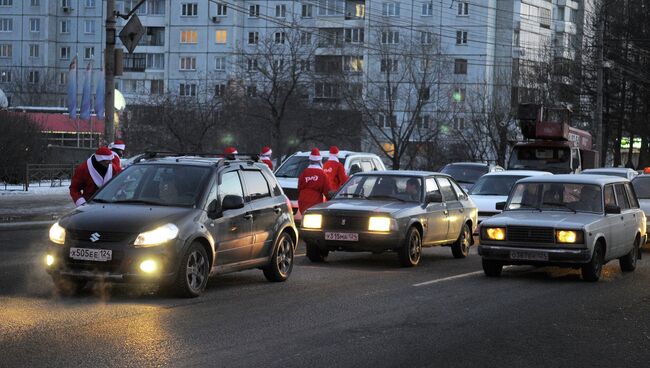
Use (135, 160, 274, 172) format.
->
(413, 271, 484, 287)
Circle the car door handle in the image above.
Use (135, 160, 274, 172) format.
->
(244, 213, 253, 220)
(273, 206, 282, 214)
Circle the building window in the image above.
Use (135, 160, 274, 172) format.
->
(146, 53, 164, 69)
(247, 58, 258, 71)
(0, 44, 11, 58)
(0, 18, 13, 32)
(179, 83, 197, 97)
(215, 83, 226, 96)
(416, 115, 431, 129)
(29, 44, 40, 58)
(274, 32, 286, 44)
(453, 87, 466, 102)
(315, 82, 338, 99)
(382, 2, 400, 16)
(419, 86, 430, 100)
(0, 0, 13, 6)
(123, 53, 146, 71)
(273, 58, 284, 70)
(151, 80, 164, 94)
(82, 47, 94, 60)
(60, 20, 70, 34)
(31, 0, 40, 5)
(58, 72, 67, 85)
(180, 30, 198, 43)
(300, 32, 312, 45)
(556, 6, 565, 21)
(61, 0, 69, 7)
(344, 28, 364, 43)
(539, 8, 551, 28)
(454, 59, 467, 74)
(380, 58, 398, 73)
(456, 30, 468, 45)
(378, 114, 397, 128)
(85, 0, 95, 7)
(249, 4, 259, 17)
(343, 56, 363, 72)
(454, 117, 465, 130)
(215, 56, 226, 71)
(421, 2, 433, 16)
(181, 3, 198, 16)
(60, 46, 71, 60)
(148, 0, 164, 15)
(569, 8, 578, 23)
(214, 30, 227, 44)
(248, 31, 259, 44)
(299, 59, 311, 71)
(318, 0, 341, 16)
(457, 1, 468, 16)
(0, 70, 11, 83)
(275, 4, 286, 17)
(216, 2, 227, 16)
(180, 56, 196, 70)
(381, 31, 399, 44)
(302, 3, 313, 18)
(420, 31, 433, 45)
(379, 86, 397, 101)
(246, 85, 257, 97)
(28, 70, 40, 84)
(29, 18, 40, 32)
(84, 19, 95, 34)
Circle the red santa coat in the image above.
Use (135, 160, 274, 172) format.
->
(298, 165, 332, 215)
(323, 159, 349, 191)
(69, 158, 118, 206)
(261, 157, 273, 170)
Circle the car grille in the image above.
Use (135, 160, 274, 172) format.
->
(507, 226, 555, 243)
(66, 230, 133, 243)
(323, 215, 368, 231)
(283, 188, 298, 201)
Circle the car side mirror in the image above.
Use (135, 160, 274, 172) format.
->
(605, 204, 621, 215)
(426, 192, 443, 203)
(222, 195, 245, 211)
(207, 199, 220, 219)
(496, 201, 506, 211)
(349, 164, 362, 175)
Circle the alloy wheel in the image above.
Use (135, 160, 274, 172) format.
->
(186, 250, 207, 293)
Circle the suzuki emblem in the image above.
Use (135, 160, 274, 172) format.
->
(89, 232, 101, 242)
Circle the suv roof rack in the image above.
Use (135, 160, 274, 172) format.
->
(135, 151, 261, 166)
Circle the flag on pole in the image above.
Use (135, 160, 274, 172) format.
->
(80, 62, 92, 121)
(67, 56, 77, 119)
(95, 69, 105, 119)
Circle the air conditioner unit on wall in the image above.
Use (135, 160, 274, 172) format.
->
(63, 7, 71, 13)
(211, 16, 220, 23)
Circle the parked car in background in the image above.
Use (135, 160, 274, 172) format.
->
(631, 175, 650, 242)
(46, 154, 298, 298)
(580, 168, 639, 180)
(440, 162, 504, 191)
(478, 175, 646, 281)
(469, 170, 552, 224)
(301, 171, 477, 267)
(274, 150, 386, 221)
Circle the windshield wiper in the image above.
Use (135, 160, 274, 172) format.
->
(455, 180, 474, 184)
(366, 195, 405, 202)
(91, 198, 112, 203)
(338, 193, 367, 199)
(543, 202, 577, 213)
(112, 199, 170, 206)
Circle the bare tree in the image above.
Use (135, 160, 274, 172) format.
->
(2, 67, 60, 107)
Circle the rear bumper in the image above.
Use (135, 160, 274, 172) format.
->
(478, 244, 592, 265)
(301, 229, 405, 252)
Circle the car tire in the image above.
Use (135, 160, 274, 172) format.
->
(170, 242, 210, 298)
(263, 232, 295, 282)
(482, 258, 503, 277)
(619, 237, 640, 272)
(398, 227, 422, 267)
(451, 223, 472, 259)
(52, 276, 86, 296)
(581, 243, 604, 282)
(306, 242, 328, 263)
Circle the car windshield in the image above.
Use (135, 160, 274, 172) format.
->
(335, 175, 423, 202)
(92, 164, 211, 207)
(440, 164, 487, 184)
(469, 175, 527, 196)
(632, 177, 650, 199)
(582, 170, 628, 178)
(508, 147, 572, 174)
(506, 182, 603, 213)
(275, 155, 347, 178)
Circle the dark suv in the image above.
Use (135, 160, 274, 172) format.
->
(45, 154, 298, 297)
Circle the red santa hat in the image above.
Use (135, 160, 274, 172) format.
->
(309, 148, 321, 161)
(261, 146, 272, 156)
(111, 140, 125, 150)
(224, 147, 238, 155)
(329, 146, 340, 155)
(94, 146, 114, 161)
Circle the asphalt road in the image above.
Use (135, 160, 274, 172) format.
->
(1, 227, 650, 368)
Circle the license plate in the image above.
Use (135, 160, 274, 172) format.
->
(510, 251, 548, 261)
(69, 247, 112, 262)
(325, 232, 359, 242)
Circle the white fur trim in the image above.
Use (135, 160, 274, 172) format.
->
(87, 157, 113, 187)
(95, 154, 113, 161)
(112, 144, 125, 150)
(262, 149, 272, 155)
(309, 154, 321, 161)
(75, 197, 87, 206)
(328, 155, 339, 162)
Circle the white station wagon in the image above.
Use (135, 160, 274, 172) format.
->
(478, 175, 646, 281)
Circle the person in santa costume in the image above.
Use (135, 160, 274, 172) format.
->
(322, 146, 349, 192)
(109, 139, 125, 172)
(224, 147, 238, 160)
(260, 146, 273, 170)
(298, 148, 332, 215)
(69, 147, 119, 207)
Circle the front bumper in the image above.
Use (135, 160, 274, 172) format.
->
(301, 229, 405, 252)
(478, 244, 592, 265)
(44, 240, 181, 284)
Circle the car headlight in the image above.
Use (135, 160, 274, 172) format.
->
(134, 223, 179, 247)
(368, 217, 393, 232)
(49, 222, 66, 245)
(482, 227, 506, 241)
(556, 230, 583, 244)
(302, 214, 322, 229)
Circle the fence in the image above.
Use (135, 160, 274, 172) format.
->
(23, 164, 76, 191)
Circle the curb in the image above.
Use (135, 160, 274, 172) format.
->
(0, 221, 54, 231)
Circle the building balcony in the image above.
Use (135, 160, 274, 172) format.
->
(554, 21, 577, 35)
(556, 0, 579, 10)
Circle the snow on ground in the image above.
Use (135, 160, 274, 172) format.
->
(0, 181, 71, 196)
